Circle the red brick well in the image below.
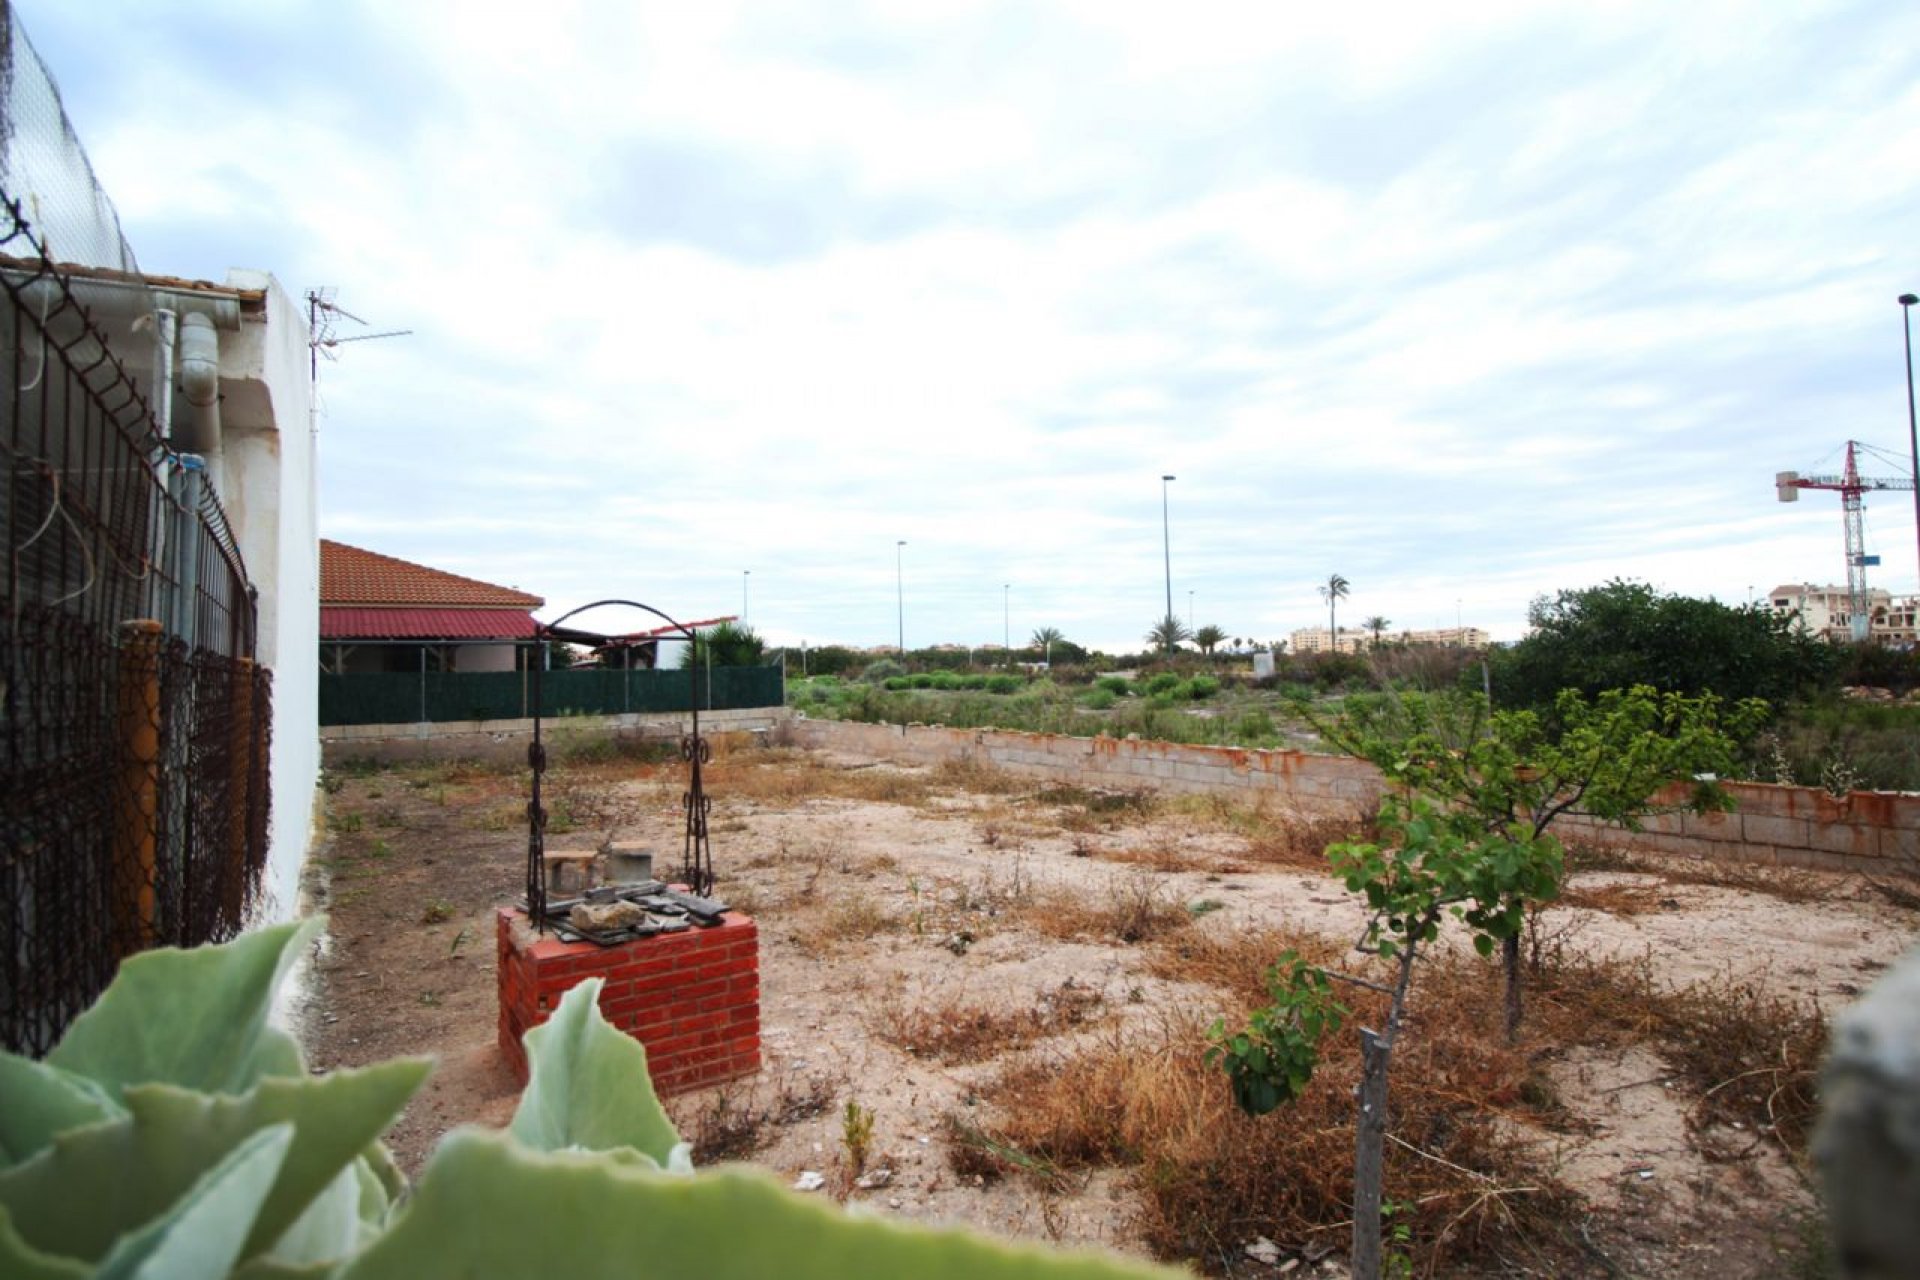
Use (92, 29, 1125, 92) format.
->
(496, 907, 760, 1096)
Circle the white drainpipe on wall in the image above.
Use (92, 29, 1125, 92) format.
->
(175, 311, 224, 496)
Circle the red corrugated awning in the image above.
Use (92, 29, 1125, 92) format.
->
(321, 608, 537, 640)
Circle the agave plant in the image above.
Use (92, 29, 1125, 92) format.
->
(0, 922, 1174, 1279)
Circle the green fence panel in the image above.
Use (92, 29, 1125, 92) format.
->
(319, 664, 784, 726)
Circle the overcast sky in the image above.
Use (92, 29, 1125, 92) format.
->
(18, 1, 1920, 652)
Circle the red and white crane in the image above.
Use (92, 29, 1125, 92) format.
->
(1775, 440, 1916, 640)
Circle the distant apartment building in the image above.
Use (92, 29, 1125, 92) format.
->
(1769, 583, 1918, 645)
(1289, 625, 1489, 654)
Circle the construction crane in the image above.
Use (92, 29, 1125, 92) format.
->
(1775, 440, 1916, 640)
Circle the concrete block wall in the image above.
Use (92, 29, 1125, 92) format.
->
(783, 717, 1917, 879)
(497, 908, 760, 1095)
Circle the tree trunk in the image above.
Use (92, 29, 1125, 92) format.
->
(1503, 932, 1524, 1043)
(1352, 1027, 1391, 1280)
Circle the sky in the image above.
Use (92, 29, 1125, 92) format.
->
(14, 0, 1920, 653)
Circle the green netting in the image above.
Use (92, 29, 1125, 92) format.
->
(318, 666, 784, 726)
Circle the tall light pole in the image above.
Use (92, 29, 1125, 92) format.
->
(1161, 474, 1176, 632)
(896, 540, 907, 658)
(1901, 293, 1919, 596)
(1003, 583, 1010, 659)
(742, 569, 750, 625)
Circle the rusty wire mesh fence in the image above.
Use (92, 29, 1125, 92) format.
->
(0, 182, 273, 1056)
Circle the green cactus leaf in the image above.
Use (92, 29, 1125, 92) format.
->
(0, 1058, 428, 1267)
(0, 1205, 88, 1279)
(509, 978, 685, 1168)
(93, 1122, 293, 1280)
(341, 1129, 1179, 1280)
(0, 1052, 122, 1168)
(48, 920, 320, 1100)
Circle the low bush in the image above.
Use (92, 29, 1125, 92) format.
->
(1081, 687, 1118, 711)
(1096, 676, 1133, 696)
(985, 674, 1022, 695)
(1188, 675, 1220, 699)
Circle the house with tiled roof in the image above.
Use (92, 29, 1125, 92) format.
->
(320, 540, 543, 675)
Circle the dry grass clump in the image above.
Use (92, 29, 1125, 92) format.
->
(1021, 870, 1192, 945)
(1563, 841, 1839, 906)
(674, 1071, 837, 1164)
(961, 989, 1578, 1275)
(1556, 876, 1669, 917)
(931, 757, 1031, 796)
(1159, 794, 1371, 870)
(1096, 841, 1209, 873)
(793, 896, 900, 956)
(1030, 785, 1162, 833)
(875, 980, 1107, 1064)
(705, 750, 942, 809)
(1144, 926, 1348, 1006)
(1526, 946, 1828, 1153)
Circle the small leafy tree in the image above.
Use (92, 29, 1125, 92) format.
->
(1321, 685, 1767, 1038)
(1192, 624, 1228, 655)
(1209, 797, 1552, 1278)
(1145, 614, 1190, 653)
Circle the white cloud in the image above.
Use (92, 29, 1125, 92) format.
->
(16, 0, 1920, 652)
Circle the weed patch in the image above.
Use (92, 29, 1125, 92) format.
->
(876, 981, 1106, 1064)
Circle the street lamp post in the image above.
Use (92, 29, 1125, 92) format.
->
(1161, 474, 1176, 639)
(896, 541, 907, 658)
(742, 569, 750, 625)
(1901, 294, 1920, 596)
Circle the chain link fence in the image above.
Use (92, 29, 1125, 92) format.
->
(1, 13, 273, 1056)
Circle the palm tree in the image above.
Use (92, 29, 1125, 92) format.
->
(1318, 574, 1350, 649)
(1362, 615, 1391, 649)
(679, 621, 765, 668)
(1145, 614, 1191, 653)
(1193, 624, 1228, 656)
(1029, 626, 1064, 664)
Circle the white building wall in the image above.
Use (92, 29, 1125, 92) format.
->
(452, 643, 518, 673)
(216, 270, 317, 920)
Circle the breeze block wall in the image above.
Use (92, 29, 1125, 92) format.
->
(497, 907, 760, 1095)
(781, 718, 1918, 879)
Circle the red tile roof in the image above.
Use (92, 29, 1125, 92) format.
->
(320, 540, 543, 609)
(321, 608, 538, 641)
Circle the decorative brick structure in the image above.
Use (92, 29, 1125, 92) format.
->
(497, 907, 760, 1095)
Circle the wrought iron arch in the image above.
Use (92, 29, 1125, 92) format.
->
(525, 600, 715, 929)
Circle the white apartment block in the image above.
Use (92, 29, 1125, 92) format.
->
(1289, 625, 1489, 654)
(1769, 584, 1918, 645)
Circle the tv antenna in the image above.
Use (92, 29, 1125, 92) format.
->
(305, 287, 411, 380)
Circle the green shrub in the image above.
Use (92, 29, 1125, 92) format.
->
(1188, 675, 1221, 699)
(1144, 673, 1182, 696)
(910, 674, 935, 689)
(859, 659, 905, 685)
(883, 676, 911, 691)
(1081, 688, 1118, 711)
(1096, 676, 1132, 696)
(928, 671, 961, 691)
(985, 674, 1022, 695)
(960, 673, 989, 690)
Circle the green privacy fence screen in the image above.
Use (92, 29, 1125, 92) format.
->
(319, 666, 785, 726)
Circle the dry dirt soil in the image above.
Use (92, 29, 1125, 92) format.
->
(293, 738, 1919, 1278)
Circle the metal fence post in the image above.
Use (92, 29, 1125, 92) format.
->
(113, 620, 164, 959)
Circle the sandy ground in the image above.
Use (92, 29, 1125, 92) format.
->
(294, 744, 1918, 1277)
